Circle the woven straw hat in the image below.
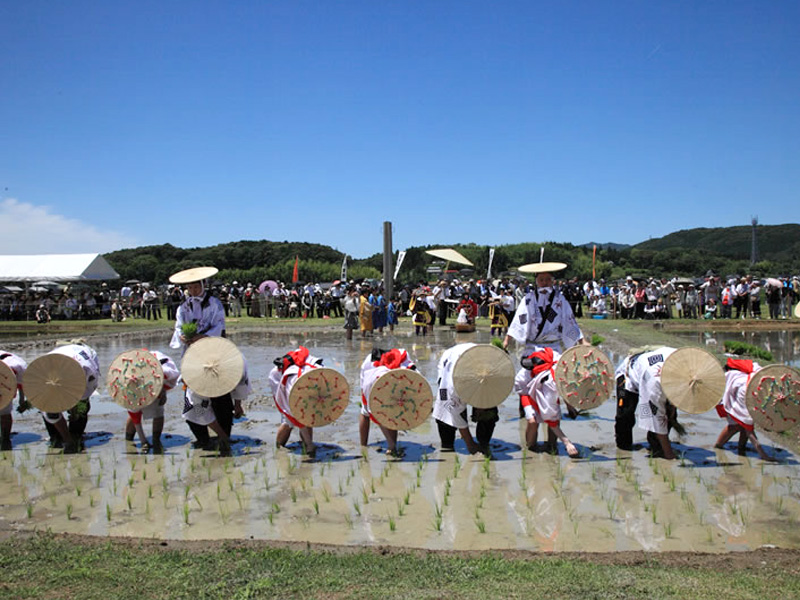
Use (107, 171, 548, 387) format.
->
(518, 262, 568, 274)
(368, 369, 433, 431)
(660, 347, 725, 414)
(23, 354, 86, 412)
(169, 266, 219, 284)
(0, 361, 17, 411)
(452, 344, 515, 408)
(107, 349, 165, 411)
(745, 364, 800, 432)
(181, 337, 244, 397)
(288, 367, 350, 427)
(554, 345, 614, 411)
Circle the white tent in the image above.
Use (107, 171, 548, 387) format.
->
(0, 254, 120, 282)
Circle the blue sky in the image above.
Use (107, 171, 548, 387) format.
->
(1, 1, 798, 258)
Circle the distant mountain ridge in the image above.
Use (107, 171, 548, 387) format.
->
(580, 242, 631, 251)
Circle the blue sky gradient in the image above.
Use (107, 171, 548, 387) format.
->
(1, 1, 798, 257)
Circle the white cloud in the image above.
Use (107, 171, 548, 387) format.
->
(0, 198, 138, 254)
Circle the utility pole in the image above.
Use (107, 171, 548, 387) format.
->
(383, 222, 393, 299)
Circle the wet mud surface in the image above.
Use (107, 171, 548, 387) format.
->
(2, 326, 800, 553)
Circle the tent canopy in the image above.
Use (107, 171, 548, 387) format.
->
(0, 254, 120, 282)
(425, 248, 474, 266)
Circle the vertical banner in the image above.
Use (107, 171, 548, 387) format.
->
(393, 250, 406, 280)
(292, 256, 299, 283)
(592, 245, 597, 279)
(341, 255, 348, 282)
(487, 248, 495, 279)
(539, 247, 545, 262)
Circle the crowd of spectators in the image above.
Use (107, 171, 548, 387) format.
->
(1, 272, 797, 323)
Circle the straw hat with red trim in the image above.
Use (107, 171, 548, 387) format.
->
(368, 369, 433, 431)
(23, 354, 86, 412)
(169, 266, 219, 284)
(0, 361, 17, 412)
(660, 347, 725, 414)
(452, 344, 515, 408)
(554, 345, 614, 411)
(107, 349, 165, 411)
(181, 337, 244, 397)
(745, 364, 800, 432)
(288, 367, 350, 427)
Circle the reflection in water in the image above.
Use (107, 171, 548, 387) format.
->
(673, 329, 800, 368)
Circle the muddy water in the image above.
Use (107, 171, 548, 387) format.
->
(2, 326, 800, 552)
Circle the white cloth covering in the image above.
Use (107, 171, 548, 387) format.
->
(267, 354, 324, 428)
(624, 347, 676, 435)
(432, 343, 476, 429)
(359, 350, 415, 417)
(135, 351, 179, 420)
(182, 360, 251, 426)
(514, 350, 562, 424)
(507, 288, 583, 353)
(720, 363, 762, 428)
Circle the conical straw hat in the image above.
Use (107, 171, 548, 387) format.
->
(181, 337, 244, 397)
(452, 344, 515, 408)
(745, 364, 800, 432)
(660, 347, 725, 414)
(23, 354, 86, 412)
(554, 345, 614, 411)
(288, 367, 350, 427)
(0, 361, 17, 411)
(107, 349, 165, 411)
(368, 369, 433, 431)
(169, 266, 219, 284)
(518, 262, 567, 274)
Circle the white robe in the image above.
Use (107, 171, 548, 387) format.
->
(514, 351, 562, 424)
(170, 293, 226, 350)
(507, 288, 582, 353)
(719, 363, 761, 429)
(432, 343, 476, 429)
(267, 354, 323, 428)
(0, 351, 27, 416)
(624, 347, 676, 435)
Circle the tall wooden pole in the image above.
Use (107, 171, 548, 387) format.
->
(383, 221, 393, 299)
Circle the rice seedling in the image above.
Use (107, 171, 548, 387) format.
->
(606, 495, 618, 520)
(184, 483, 191, 501)
(313, 497, 320, 514)
(66, 502, 73, 520)
(239, 470, 245, 485)
(337, 478, 344, 496)
(651, 504, 658, 524)
(145, 498, 151, 517)
(353, 500, 361, 516)
(26, 502, 33, 519)
(453, 455, 461, 479)
(141, 468, 147, 481)
(194, 495, 203, 511)
(370, 479, 376, 494)
(112, 480, 117, 496)
(433, 501, 443, 520)
(161, 476, 169, 493)
(404, 489, 411, 506)
(126, 494, 132, 510)
(483, 455, 491, 478)
(89, 496, 95, 508)
(475, 518, 486, 534)
(182, 502, 190, 525)
(267, 511, 274, 525)
(344, 514, 353, 528)
(397, 500, 406, 517)
(290, 486, 297, 503)
(300, 478, 307, 491)
(388, 514, 396, 531)
(663, 521, 673, 538)
(227, 476, 234, 492)
(162, 491, 170, 509)
(75, 485, 82, 497)
(322, 486, 330, 503)
(105, 503, 112, 522)
(206, 465, 213, 483)
(264, 476, 271, 493)
(362, 486, 370, 504)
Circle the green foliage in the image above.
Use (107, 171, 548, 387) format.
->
(590, 334, 604, 346)
(723, 341, 774, 362)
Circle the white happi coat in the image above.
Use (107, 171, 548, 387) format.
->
(182, 360, 251, 426)
(267, 354, 323, 428)
(0, 351, 27, 416)
(624, 347, 676, 435)
(507, 287, 582, 353)
(170, 292, 226, 350)
(359, 350, 414, 418)
(514, 350, 562, 425)
(432, 343, 476, 429)
(719, 363, 762, 429)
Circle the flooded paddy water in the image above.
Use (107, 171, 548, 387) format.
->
(2, 325, 800, 552)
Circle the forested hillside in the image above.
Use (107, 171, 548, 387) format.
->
(104, 224, 799, 285)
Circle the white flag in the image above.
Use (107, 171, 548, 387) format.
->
(393, 250, 406, 280)
(341, 255, 348, 281)
(487, 248, 495, 279)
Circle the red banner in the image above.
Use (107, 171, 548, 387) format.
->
(292, 256, 299, 283)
